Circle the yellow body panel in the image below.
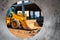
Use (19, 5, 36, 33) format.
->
(6, 17, 10, 25)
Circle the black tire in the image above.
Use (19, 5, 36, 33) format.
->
(11, 20, 20, 29)
(18, 22, 23, 29)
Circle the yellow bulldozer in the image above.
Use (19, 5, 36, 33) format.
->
(6, 12, 29, 29)
(6, 12, 38, 30)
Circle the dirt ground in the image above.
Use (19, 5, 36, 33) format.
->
(8, 20, 42, 38)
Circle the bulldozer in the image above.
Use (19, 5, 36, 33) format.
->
(6, 12, 39, 30)
(6, 12, 29, 29)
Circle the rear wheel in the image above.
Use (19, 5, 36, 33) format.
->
(11, 20, 20, 29)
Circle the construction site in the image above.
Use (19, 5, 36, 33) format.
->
(6, 0, 44, 38)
